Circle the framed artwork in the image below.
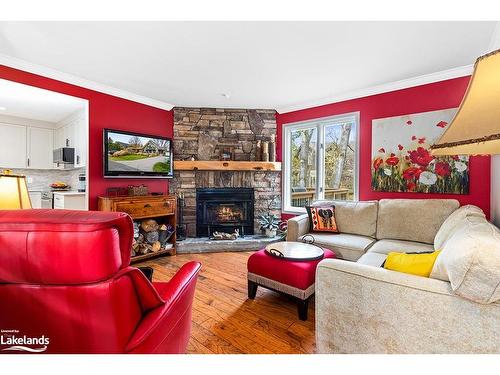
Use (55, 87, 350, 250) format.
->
(371, 108, 469, 194)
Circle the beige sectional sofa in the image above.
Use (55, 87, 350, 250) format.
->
(286, 198, 500, 353)
(287, 199, 458, 263)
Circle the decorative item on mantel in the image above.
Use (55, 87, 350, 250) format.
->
(256, 140, 262, 161)
(262, 140, 270, 162)
(220, 146, 233, 161)
(269, 134, 276, 162)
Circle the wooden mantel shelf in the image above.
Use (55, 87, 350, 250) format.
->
(174, 160, 281, 172)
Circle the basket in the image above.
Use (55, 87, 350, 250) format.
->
(128, 185, 148, 196)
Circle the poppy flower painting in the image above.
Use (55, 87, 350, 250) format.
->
(371, 108, 469, 194)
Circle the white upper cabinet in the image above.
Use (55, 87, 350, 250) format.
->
(54, 111, 86, 167)
(75, 115, 87, 168)
(1, 110, 86, 171)
(0, 123, 27, 169)
(28, 127, 54, 169)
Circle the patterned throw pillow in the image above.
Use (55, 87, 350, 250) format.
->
(305, 206, 339, 233)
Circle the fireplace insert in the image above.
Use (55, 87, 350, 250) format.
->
(196, 188, 254, 237)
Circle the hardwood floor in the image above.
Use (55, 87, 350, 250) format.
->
(138, 251, 316, 354)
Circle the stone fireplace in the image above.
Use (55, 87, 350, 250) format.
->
(169, 107, 281, 238)
(196, 188, 254, 237)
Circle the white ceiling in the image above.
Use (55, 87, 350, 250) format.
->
(0, 21, 497, 113)
(0, 78, 86, 122)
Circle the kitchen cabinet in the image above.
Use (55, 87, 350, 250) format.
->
(1, 110, 86, 171)
(53, 192, 86, 210)
(0, 123, 54, 169)
(75, 115, 87, 168)
(0, 123, 27, 168)
(54, 112, 86, 167)
(28, 127, 54, 169)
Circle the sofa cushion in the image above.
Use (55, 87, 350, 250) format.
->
(376, 199, 459, 244)
(305, 232, 376, 261)
(311, 200, 378, 238)
(357, 252, 387, 267)
(305, 205, 339, 233)
(383, 251, 441, 277)
(430, 216, 500, 304)
(431, 215, 488, 282)
(367, 239, 434, 255)
(434, 205, 485, 250)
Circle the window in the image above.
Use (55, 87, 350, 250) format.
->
(282, 112, 359, 213)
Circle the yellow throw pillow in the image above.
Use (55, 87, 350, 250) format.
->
(383, 251, 441, 277)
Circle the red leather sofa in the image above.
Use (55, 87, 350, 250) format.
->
(0, 209, 200, 354)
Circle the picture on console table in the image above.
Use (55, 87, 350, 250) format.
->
(371, 108, 469, 194)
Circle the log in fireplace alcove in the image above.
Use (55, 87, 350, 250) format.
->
(196, 188, 254, 237)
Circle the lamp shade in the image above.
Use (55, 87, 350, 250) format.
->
(0, 173, 32, 209)
(431, 49, 500, 155)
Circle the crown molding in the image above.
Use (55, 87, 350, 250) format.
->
(0, 52, 474, 114)
(276, 64, 474, 114)
(488, 21, 500, 50)
(0, 53, 174, 111)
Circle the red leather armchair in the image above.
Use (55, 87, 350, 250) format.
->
(0, 209, 200, 354)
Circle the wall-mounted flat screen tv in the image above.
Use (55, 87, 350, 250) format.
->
(103, 129, 173, 178)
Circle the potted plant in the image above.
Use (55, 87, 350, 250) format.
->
(259, 213, 280, 238)
(277, 221, 288, 240)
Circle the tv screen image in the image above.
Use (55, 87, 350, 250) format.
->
(103, 129, 173, 178)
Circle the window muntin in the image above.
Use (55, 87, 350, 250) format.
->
(290, 126, 317, 207)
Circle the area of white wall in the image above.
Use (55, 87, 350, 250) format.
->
(492, 156, 500, 227)
(489, 23, 500, 227)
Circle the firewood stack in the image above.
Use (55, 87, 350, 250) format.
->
(131, 219, 174, 257)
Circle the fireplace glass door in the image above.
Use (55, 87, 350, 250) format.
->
(196, 188, 254, 237)
(207, 202, 247, 224)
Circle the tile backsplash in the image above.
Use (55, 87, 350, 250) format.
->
(10, 167, 85, 191)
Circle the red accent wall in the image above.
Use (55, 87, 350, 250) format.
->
(0, 65, 173, 210)
(277, 76, 491, 218)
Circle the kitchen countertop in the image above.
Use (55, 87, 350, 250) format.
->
(52, 191, 86, 196)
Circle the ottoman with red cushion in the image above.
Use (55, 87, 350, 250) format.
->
(247, 247, 336, 320)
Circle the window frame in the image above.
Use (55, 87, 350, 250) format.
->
(282, 111, 360, 215)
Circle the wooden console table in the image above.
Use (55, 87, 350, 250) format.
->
(98, 195, 177, 262)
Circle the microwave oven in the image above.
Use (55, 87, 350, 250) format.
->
(53, 147, 75, 164)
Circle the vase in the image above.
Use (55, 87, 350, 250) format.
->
(265, 228, 277, 238)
